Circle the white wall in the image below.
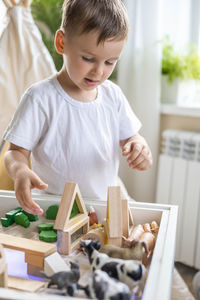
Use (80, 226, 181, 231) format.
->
(161, 0, 192, 48)
(118, 0, 161, 203)
(118, 0, 193, 203)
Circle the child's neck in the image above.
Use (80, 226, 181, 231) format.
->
(57, 68, 97, 103)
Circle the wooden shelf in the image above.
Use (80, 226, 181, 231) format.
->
(160, 104, 200, 118)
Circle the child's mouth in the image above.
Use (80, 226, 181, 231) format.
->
(84, 78, 99, 86)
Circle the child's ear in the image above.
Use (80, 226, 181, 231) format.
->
(55, 30, 65, 54)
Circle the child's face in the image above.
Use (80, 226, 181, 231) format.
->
(58, 30, 125, 92)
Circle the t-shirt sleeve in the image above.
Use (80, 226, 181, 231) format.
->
(3, 90, 48, 150)
(117, 87, 142, 140)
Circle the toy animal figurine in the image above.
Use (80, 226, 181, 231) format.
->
(41, 261, 80, 296)
(150, 221, 159, 235)
(128, 224, 144, 242)
(78, 269, 130, 300)
(100, 241, 146, 261)
(143, 223, 151, 232)
(123, 231, 155, 266)
(80, 240, 146, 289)
(88, 206, 98, 226)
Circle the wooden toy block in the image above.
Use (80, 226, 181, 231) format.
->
(0, 244, 8, 288)
(25, 253, 44, 268)
(102, 218, 109, 245)
(107, 186, 122, 241)
(0, 233, 56, 276)
(46, 204, 59, 220)
(54, 182, 88, 231)
(108, 237, 122, 247)
(14, 212, 30, 228)
(44, 252, 70, 276)
(83, 219, 90, 234)
(8, 276, 45, 292)
(0, 233, 56, 256)
(129, 207, 134, 226)
(65, 214, 89, 235)
(107, 186, 122, 238)
(82, 227, 106, 246)
(57, 230, 71, 255)
(54, 182, 89, 255)
(71, 235, 85, 251)
(57, 218, 89, 255)
(102, 218, 122, 247)
(27, 264, 43, 277)
(39, 230, 57, 242)
(122, 199, 129, 238)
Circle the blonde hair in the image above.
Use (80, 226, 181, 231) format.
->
(61, 0, 129, 43)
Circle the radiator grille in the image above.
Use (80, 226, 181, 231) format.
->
(162, 129, 200, 161)
(156, 129, 200, 269)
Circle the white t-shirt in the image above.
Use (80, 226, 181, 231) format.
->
(3, 75, 141, 200)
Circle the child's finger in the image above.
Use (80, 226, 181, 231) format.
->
(128, 153, 144, 168)
(31, 176, 48, 190)
(126, 143, 143, 161)
(128, 146, 150, 164)
(122, 142, 132, 156)
(130, 158, 151, 171)
(130, 151, 152, 170)
(22, 188, 43, 215)
(15, 191, 30, 213)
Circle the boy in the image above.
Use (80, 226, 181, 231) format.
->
(3, 0, 152, 215)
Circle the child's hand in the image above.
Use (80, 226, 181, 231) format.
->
(121, 133, 153, 170)
(4, 143, 48, 215)
(14, 168, 48, 215)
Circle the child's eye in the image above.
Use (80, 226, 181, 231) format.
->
(82, 56, 94, 63)
(105, 61, 115, 66)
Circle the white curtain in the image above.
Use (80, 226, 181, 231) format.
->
(118, 0, 162, 203)
(0, 4, 56, 144)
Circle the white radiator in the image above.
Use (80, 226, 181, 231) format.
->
(156, 130, 200, 268)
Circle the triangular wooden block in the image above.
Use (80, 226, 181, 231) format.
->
(54, 182, 88, 231)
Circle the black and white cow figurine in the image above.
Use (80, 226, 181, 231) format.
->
(78, 269, 130, 300)
(80, 240, 146, 289)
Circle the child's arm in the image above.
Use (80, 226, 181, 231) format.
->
(4, 143, 47, 215)
(120, 133, 153, 170)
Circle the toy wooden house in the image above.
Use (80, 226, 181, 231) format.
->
(54, 182, 89, 255)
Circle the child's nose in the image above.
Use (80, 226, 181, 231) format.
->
(92, 63, 104, 76)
